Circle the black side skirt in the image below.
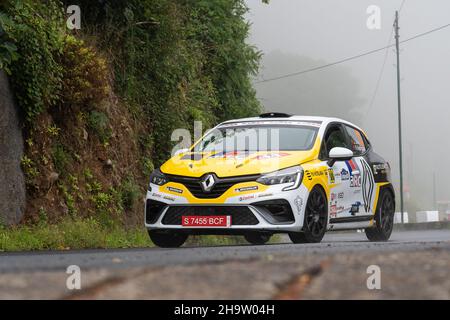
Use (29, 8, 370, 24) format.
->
(329, 215, 373, 224)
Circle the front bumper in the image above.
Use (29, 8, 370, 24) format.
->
(144, 183, 310, 233)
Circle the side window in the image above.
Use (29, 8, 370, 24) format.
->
(321, 125, 349, 158)
(344, 126, 367, 155)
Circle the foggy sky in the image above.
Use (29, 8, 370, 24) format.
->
(246, 0, 450, 210)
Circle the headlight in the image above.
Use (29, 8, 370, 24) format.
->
(256, 166, 303, 191)
(149, 168, 168, 188)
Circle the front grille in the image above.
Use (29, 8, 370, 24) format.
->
(162, 206, 259, 225)
(145, 199, 167, 224)
(166, 174, 260, 199)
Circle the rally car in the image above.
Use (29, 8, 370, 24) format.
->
(145, 113, 395, 247)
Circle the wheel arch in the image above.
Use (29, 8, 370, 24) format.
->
(309, 182, 329, 203)
(375, 183, 396, 213)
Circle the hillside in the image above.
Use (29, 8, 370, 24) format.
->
(0, 0, 261, 248)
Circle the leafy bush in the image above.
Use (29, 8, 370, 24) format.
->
(87, 110, 111, 143)
(60, 35, 110, 111)
(0, 13, 19, 73)
(2, 0, 64, 121)
(52, 144, 71, 173)
(119, 178, 141, 211)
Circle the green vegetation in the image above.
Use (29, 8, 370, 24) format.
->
(0, 217, 151, 251)
(75, 0, 261, 165)
(52, 144, 71, 173)
(1, 1, 64, 121)
(0, 13, 18, 73)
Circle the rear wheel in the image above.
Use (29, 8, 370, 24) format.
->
(365, 190, 395, 241)
(148, 230, 188, 248)
(289, 186, 328, 244)
(244, 232, 271, 245)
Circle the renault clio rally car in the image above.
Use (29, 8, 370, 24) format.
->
(145, 113, 395, 247)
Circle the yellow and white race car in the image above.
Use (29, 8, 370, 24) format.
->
(145, 113, 395, 247)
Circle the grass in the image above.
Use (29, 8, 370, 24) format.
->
(0, 218, 283, 252)
(0, 217, 151, 251)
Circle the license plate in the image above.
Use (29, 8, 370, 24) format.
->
(182, 216, 231, 227)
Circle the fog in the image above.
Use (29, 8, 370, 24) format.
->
(246, 0, 450, 213)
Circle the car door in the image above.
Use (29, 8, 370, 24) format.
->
(320, 123, 353, 219)
(342, 125, 375, 216)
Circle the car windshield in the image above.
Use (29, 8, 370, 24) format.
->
(193, 123, 319, 152)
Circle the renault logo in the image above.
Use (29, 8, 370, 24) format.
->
(200, 174, 216, 192)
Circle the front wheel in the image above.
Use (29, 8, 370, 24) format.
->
(244, 232, 271, 245)
(365, 189, 395, 242)
(289, 186, 328, 244)
(148, 230, 188, 248)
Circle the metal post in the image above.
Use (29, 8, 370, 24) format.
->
(394, 11, 405, 223)
(433, 172, 436, 210)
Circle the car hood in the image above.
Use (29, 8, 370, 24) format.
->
(160, 150, 317, 177)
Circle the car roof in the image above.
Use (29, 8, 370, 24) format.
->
(220, 115, 363, 132)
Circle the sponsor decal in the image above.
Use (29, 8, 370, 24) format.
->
(336, 206, 345, 213)
(341, 168, 350, 181)
(328, 168, 335, 184)
(167, 186, 183, 194)
(163, 196, 175, 202)
(235, 186, 258, 192)
(350, 172, 361, 188)
(350, 201, 362, 214)
(330, 201, 345, 217)
(151, 192, 162, 198)
(257, 193, 273, 198)
(239, 194, 256, 201)
(338, 192, 344, 199)
(234, 186, 258, 192)
(305, 169, 327, 181)
(252, 152, 290, 160)
(330, 192, 337, 201)
(294, 196, 303, 213)
(330, 204, 337, 217)
(346, 159, 361, 188)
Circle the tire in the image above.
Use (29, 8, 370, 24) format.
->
(365, 189, 395, 242)
(244, 232, 271, 245)
(148, 230, 188, 248)
(289, 186, 328, 244)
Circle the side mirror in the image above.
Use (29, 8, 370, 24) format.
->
(174, 148, 189, 156)
(327, 147, 353, 167)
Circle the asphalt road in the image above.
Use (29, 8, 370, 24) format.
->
(1, 229, 450, 299)
(1, 230, 449, 273)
